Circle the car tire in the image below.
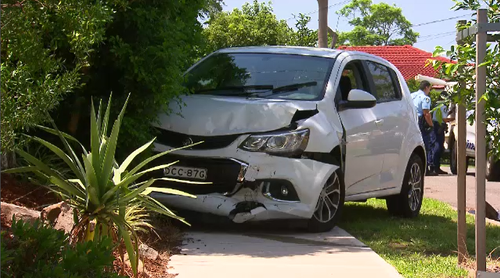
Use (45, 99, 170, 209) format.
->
(450, 140, 469, 175)
(486, 155, 500, 182)
(307, 170, 345, 233)
(450, 140, 458, 174)
(386, 154, 424, 218)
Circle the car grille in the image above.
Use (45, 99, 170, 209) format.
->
(147, 154, 243, 195)
(155, 128, 241, 150)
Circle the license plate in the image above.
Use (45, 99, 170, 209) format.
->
(163, 166, 208, 181)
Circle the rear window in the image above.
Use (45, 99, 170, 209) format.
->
(184, 53, 334, 101)
(366, 61, 401, 102)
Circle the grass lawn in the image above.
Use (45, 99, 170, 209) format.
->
(341, 198, 500, 278)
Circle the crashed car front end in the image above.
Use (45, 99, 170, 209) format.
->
(150, 134, 338, 223)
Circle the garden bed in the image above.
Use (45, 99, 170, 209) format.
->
(1, 173, 59, 210)
(1, 173, 183, 278)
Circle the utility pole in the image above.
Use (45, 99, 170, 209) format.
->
(474, 9, 487, 272)
(456, 19, 467, 265)
(318, 0, 328, 48)
(455, 8, 500, 276)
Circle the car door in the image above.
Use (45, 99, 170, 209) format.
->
(363, 59, 406, 190)
(335, 57, 385, 196)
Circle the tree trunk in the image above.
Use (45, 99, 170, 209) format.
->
(328, 27, 337, 48)
(1, 151, 17, 170)
(67, 96, 86, 136)
(317, 0, 328, 48)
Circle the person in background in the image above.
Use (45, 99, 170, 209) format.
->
(412, 80, 438, 176)
(432, 97, 455, 174)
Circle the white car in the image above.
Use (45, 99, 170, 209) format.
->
(446, 109, 500, 181)
(150, 46, 426, 232)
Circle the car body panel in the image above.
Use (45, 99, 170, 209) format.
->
(155, 95, 319, 136)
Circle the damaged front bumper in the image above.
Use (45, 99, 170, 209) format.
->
(150, 139, 339, 223)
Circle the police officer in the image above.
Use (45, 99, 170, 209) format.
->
(412, 81, 438, 176)
(432, 98, 455, 174)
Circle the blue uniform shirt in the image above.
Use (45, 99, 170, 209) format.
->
(411, 90, 431, 117)
(433, 105, 448, 122)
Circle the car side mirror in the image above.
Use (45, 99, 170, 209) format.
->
(338, 89, 377, 110)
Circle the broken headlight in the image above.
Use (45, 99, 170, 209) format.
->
(239, 129, 309, 157)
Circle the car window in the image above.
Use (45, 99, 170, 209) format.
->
(184, 53, 335, 101)
(337, 61, 369, 102)
(366, 61, 401, 102)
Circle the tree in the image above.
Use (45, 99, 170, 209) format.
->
(64, 0, 218, 157)
(0, 0, 116, 153)
(290, 13, 318, 47)
(202, 0, 292, 53)
(1, 0, 223, 160)
(432, 0, 500, 159)
(337, 0, 419, 46)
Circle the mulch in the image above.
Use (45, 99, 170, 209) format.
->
(1, 173, 59, 210)
(111, 215, 183, 278)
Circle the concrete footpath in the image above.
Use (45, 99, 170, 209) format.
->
(169, 227, 401, 278)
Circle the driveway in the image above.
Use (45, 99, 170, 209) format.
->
(168, 223, 401, 278)
(424, 167, 500, 210)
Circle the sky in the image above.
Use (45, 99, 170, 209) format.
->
(221, 0, 478, 53)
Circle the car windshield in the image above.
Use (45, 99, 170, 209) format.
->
(184, 52, 334, 100)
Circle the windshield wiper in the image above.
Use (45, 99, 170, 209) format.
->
(196, 85, 274, 94)
(270, 81, 318, 94)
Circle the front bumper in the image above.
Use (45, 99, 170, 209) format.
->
(150, 138, 338, 222)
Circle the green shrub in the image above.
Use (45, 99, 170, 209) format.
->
(1, 217, 124, 278)
(3, 95, 205, 276)
(406, 78, 420, 93)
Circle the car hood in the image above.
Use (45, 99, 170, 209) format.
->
(155, 95, 319, 136)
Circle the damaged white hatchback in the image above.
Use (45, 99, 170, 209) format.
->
(150, 46, 426, 232)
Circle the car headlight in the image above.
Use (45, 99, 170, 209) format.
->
(239, 129, 310, 157)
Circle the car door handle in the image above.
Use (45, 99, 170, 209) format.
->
(375, 119, 384, 125)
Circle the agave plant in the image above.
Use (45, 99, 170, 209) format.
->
(3, 94, 208, 276)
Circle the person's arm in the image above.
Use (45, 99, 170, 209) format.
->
(440, 106, 453, 123)
(423, 109, 434, 127)
(422, 96, 433, 127)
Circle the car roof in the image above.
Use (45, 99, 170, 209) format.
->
(216, 46, 343, 59)
(216, 46, 391, 63)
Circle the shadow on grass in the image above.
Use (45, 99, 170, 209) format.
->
(341, 199, 500, 260)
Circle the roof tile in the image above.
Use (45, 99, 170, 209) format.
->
(337, 45, 455, 80)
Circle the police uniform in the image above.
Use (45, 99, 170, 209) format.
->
(412, 90, 437, 171)
(432, 105, 448, 171)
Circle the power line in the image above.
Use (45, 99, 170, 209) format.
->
(419, 31, 456, 39)
(418, 32, 456, 43)
(285, 0, 351, 21)
(412, 13, 474, 27)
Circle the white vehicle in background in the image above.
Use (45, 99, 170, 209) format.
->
(446, 109, 500, 181)
(149, 46, 427, 232)
(415, 75, 500, 181)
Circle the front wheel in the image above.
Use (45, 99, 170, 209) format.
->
(386, 154, 424, 218)
(307, 170, 345, 233)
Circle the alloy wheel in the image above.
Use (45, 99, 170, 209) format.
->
(313, 173, 341, 223)
(407, 162, 423, 212)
